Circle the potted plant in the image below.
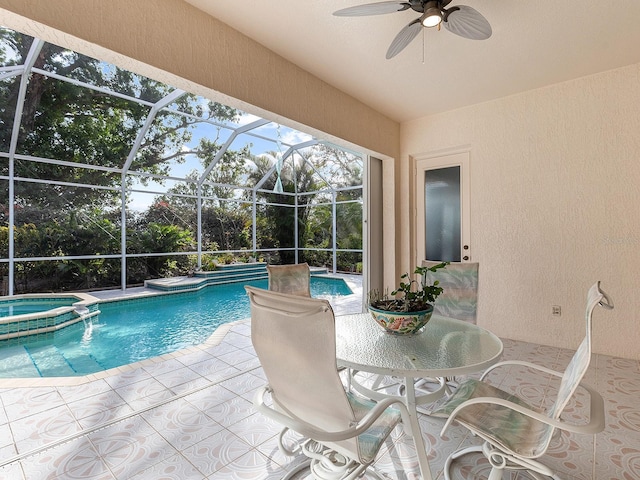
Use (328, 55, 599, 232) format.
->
(368, 262, 449, 335)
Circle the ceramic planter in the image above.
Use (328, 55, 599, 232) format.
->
(367, 304, 434, 335)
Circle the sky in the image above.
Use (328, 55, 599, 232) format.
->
(127, 112, 315, 212)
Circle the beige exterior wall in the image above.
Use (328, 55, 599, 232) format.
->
(401, 64, 640, 359)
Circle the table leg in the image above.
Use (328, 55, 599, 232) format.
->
(402, 377, 433, 480)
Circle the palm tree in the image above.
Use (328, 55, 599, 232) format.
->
(247, 150, 321, 264)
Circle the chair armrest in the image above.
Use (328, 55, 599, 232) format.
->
(254, 385, 410, 442)
(441, 381, 605, 436)
(599, 288, 614, 310)
(480, 360, 563, 382)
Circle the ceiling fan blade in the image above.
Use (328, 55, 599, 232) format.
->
(386, 19, 422, 59)
(443, 5, 492, 40)
(333, 1, 410, 17)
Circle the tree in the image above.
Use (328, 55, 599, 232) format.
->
(0, 28, 241, 215)
(246, 150, 323, 263)
(0, 28, 254, 289)
(0, 27, 363, 290)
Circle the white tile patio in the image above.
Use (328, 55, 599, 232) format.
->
(0, 275, 638, 479)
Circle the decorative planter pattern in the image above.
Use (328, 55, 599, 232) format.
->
(367, 304, 434, 335)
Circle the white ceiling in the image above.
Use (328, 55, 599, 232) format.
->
(184, 0, 640, 123)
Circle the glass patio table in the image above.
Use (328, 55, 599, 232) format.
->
(335, 313, 503, 480)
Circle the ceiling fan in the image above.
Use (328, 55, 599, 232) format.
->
(333, 0, 492, 59)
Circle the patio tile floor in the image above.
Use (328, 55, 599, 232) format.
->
(0, 277, 638, 479)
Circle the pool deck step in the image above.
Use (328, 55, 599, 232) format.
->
(0, 345, 41, 377)
(27, 345, 76, 377)
(145, 263, 267, 292)
(145, 263, 327, 292)
(65, 352, 108, 375)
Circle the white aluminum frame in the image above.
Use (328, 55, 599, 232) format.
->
(0, 31, 365, 294)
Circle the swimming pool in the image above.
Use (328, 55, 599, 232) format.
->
(0, 277, 353, 378)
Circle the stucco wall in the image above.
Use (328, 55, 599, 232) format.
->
(401, 64, 640, 359)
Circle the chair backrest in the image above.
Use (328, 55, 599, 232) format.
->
(422, 260, 479, 323)
(245, 285, 358, 446)
(267, 262, 311, 297)
(549, 281, 614, 419)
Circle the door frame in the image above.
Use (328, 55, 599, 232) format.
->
(364, 155, 384, 309)
(414, 150, 471, 265)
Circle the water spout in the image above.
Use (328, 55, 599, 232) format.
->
(82, 316, 94, 341)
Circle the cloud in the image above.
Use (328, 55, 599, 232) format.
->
(236, 113, 264, 126)
(280, 129, 313, 146)
(236, 114, 313, 145)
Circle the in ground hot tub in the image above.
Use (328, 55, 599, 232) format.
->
(0, 293, 100, 341)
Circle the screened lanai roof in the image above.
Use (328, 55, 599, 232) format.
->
(0, 27, 363, 211)
(0, 26, 364, 295)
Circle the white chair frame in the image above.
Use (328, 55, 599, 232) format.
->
(254, 387, 411, 480)
(436, 281, 613, 480)
(247, 285, 417, 480)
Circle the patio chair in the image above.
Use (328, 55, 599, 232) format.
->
(267, 262, 311, 297)
(246, 285, 411, 480)
(412, 261, 479, 396)
(430, 281, 613, 480)
(359, 262, 480, 401)
(422, 260, 479, 324)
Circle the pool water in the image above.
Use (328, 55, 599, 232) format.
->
(0, 277, 352, 378)
(0, 298, 77, 317)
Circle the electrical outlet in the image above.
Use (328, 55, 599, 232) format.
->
(552, 305, 562, 316)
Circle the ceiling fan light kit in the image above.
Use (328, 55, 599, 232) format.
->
(334, 0, 492, 59)
(420, 1, 442, 27)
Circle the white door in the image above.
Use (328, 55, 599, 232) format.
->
(415, 151, 470, 263)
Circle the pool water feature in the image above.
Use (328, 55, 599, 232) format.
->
(0, 293, 100, 342)
(0, 277, 353, 378)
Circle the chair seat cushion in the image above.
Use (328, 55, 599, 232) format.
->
(430, 379, 555, 458)
(346, 392, 401, 464)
